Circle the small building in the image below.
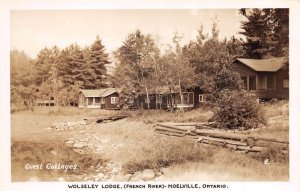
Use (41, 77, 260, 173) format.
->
(78, 88, 121, 109)
(139, 87, 206, 110)
(232, 57, 289, 99)
(36, 97, 55, 106)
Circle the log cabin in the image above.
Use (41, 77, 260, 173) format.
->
(78, 88, 121, 109)
(232, 57, 289, 99)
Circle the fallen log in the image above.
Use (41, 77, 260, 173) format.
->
(154, 123, 188, 132)
(155, 131, 185, 137)
(155, 127, 186, 135)
(84, 115, 128, 123)
(254, 140, 289, 150)
(247, 136, 288, 144)
(237, 145, 266, 152)
(196, 136, 248, 146)
(198, 139, 225, 147)
(195, 129, 247, 141)
(225, 143, 238, 150)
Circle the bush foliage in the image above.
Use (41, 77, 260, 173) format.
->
(212, 90, 266, 130)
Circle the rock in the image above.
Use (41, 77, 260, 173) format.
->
(65, 140, 74, 146)
(153, 175, 165, 181)
(129, 171, 143, 182)
(111, 174, 132, 182)
(112, 167, 121, 175)
(57, 177, 65, 182)
(73, 148, 89, 155)
(96, 172, 105, 179)
(160, 167, 168, 175)
(73, 142, 87, 149)
(141, 169, 156, 181)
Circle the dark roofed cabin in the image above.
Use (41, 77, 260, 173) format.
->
(232, 57, 289, 99)
(78, 88, 121, 109)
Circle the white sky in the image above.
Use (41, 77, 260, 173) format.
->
(11, 9, 245, 58)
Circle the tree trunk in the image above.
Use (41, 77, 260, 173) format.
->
(178, 77, 184, 111)
(145, 86, 150, 110)
(169, 88, 173, 111)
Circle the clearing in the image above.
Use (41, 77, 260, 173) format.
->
(11, 101, 289, 182)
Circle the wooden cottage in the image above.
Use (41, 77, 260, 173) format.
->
(140, 87, 205, 110)
(78, 88, 121, 109)
(232, 57, 289, 99)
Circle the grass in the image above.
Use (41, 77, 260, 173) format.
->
(10, 100, 289, 181)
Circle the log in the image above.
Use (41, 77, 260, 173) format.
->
(154, 123, 188, 132)
(198, 138, 225, 147)
(195, 129, 246, 141)
(248, 136, 288, 144)
(237, 145, 265, 152)
(154, 131, 184, 137)
(169, 122, 215, 126)
(254, 140, 289, 150)
(155, 128, 186, 135)
(225, 143, 238, 150)
(154, 130, 185, 137)
(196, 135, 248, 146)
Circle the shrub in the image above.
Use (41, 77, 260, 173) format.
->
(212, 90, 266, 130)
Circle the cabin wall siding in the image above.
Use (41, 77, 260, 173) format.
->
(105, 92, 120, 109)
(232, 60, 289, 99)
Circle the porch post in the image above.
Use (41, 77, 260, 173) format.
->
(93, 97, 95, 106)
(274, 75, 276, 90)
(247, 76, 250, 91)
(256, 75, 258, 90)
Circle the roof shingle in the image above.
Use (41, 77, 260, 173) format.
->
(80, 88, 118, 97)
(235, 57, 287, 72)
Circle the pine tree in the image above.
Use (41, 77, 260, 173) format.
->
(60, 44, 86, 88)
(89, 36, 110, 88)
(239, 8, 289, 58)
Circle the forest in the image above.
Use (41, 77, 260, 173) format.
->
(10, 9, 288, 111)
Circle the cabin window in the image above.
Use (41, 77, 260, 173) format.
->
(249, 76, 256, 90)
(95, 97, 100, 105)
(87, 97, 93, 105)
(258, 74, 267, 90)
(111, 97, 119, 104)
(199, 94, 204, 102)
(241, 77, 247, 90)
(182, 92, 194, 105)
(156, 94, 162, 103)
(267, 75, 275, 90)
(283, 79, 289, 88)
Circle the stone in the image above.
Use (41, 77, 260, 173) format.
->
(65, 140, 74, 146)
(141, 169, 156, 181)
(73, 142, 87, 149)
(153, 175, 165, 181)
(96, 172, 105, 180)
(111, 174, 132, 182)
(73, 148, 89, 155)
(57, 177, 65, 182)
